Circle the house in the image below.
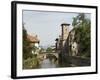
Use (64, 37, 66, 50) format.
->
(27, 34, 40, 54)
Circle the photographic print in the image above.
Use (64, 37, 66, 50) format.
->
(11, 1, 97, 79)
(23, 11, 91, 69)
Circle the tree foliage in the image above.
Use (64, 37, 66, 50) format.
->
(23, 26, 33, 59)
(72, 13, 91, 57)
(46, 47, 53, 53)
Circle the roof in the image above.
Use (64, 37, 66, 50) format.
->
(61, 23, 70, 26)
(27, 34, 40, 43)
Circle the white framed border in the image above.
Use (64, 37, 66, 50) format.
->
(11, 1, 98, 79)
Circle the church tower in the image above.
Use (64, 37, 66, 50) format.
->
(61, 23, 70, 47)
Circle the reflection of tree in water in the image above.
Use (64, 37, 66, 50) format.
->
(40, 58, 57, 68)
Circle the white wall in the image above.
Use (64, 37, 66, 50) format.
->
(0, 0, 99, 80)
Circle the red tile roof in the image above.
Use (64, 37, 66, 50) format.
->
(27, 34, 40, 43)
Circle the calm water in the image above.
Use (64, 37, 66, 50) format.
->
(40, 58, 57, 68)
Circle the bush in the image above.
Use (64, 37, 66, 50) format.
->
(23, 57, 39, 69)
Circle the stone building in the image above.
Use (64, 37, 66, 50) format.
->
(55, 23, 79, 64)
(61, 23, 70, 47)
(55, 23, 91, 66)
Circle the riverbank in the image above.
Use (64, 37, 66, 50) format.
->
(23, 57, 39, 69)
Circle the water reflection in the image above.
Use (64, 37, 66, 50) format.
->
(40, 58, 57, 68)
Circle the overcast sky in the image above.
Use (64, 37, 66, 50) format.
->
(23, 10, 90, 48)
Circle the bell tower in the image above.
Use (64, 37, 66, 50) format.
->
(61, 23, 70, 47)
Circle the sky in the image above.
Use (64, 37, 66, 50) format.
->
(23, 10, 90, 48)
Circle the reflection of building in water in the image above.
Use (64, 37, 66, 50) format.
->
(27, 34, 41, 54)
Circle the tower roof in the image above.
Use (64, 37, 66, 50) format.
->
(61, 23, 70, 26)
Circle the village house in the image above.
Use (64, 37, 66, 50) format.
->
(27, 34, 40, 55)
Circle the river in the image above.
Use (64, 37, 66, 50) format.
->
(40, 58, 57, 68)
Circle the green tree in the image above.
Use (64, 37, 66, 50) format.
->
(72, 17, 77, 27)
(39, 48, 45, 54)
(23, 25, 33, 59)
(46, 47, 53, 53)
(32, 45, 38, 54)
(72, 13, 91, 57)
